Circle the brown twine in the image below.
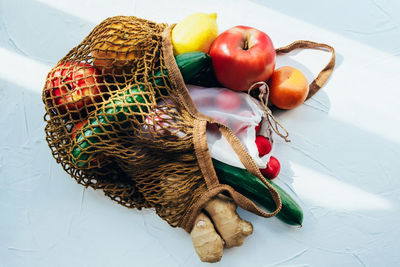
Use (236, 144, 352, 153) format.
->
(248, 81, 290, 142)
(246, 40, 335, 142)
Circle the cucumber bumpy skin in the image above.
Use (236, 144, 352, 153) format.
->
(70, 52, 212, 168)
(212, 158, 303, 226)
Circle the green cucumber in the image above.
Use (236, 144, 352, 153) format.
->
(175, 52, 209, 82)
(212, 158, 303, 226)
(175, 52, 220, 87)
(71, 52, 211, 168)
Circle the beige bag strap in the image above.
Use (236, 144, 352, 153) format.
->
(275, 40, 335, 99)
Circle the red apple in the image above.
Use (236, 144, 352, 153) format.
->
(260, 156, 280, 179)
(209, 25, 275, 92)
(45, 62, 104, 115)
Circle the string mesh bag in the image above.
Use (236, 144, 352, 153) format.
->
(42, 15, 334, 231)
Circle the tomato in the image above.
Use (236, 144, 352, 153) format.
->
(209, 26, 275, 92)
(260, 156, 280, 180)
(45, 62, 104, 115)
(268, 66, 309, 110)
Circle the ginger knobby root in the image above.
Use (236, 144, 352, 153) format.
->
(205, 195, 253, 248)
(190, 212, 224, 263)
(190, 195, 253, 262)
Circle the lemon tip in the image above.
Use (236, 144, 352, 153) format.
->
(209, 13, 217, 20)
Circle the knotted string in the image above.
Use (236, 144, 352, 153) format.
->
(248, 81, 290, 142)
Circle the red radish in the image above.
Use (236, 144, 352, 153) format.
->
(260, 156, 280, 179)
(255, 122, 261, 133)
(215, 90, 241, 111)
(255, 135, 272, 157)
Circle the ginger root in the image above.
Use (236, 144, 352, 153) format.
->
(190, 212, 224, 263)
(190, 195, 253, 262)
(205, 195, 253, 248)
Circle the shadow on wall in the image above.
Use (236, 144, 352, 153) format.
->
(251, 0, 400, 55)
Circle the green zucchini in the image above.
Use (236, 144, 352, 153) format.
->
(212, 158, 303, 226)
(71, 52, 211, 168)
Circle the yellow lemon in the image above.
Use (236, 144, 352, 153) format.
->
(172, 12, 218, 55)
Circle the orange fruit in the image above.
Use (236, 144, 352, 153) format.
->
(268, 66, 309, 110)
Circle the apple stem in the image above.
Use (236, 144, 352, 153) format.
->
(243, 39, 248, 50)
(242, 32, 250, 50)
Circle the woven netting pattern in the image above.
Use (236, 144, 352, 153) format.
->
(42, 16, 207, 227)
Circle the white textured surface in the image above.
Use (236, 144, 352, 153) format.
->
(1, 0, 400, 266)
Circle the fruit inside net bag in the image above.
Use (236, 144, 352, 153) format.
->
(188, 85, 275, 169)
(42, 16, 283, 263)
